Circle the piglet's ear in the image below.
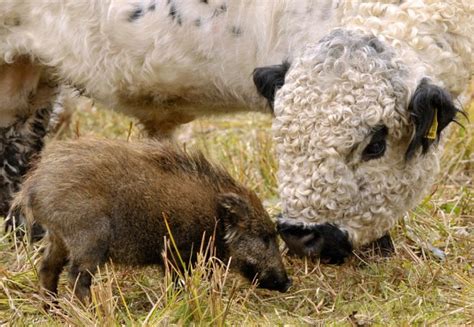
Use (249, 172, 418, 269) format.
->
(216, 193, 250, 229)
(253, 61, 290, 110)
(406, 78, 460, 159)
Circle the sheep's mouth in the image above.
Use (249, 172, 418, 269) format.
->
(276, 214, 323, 256)
(276, 215, 353, 264)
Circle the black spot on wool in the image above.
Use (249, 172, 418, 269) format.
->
(218, 4, 227, 12)
(128, 7, 145, 22)
(168, 2, 183, 25)
(230, 26, 242, 37)
(212, 4, 227, 17)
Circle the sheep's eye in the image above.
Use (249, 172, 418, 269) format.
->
(363, 140, 386, 160)
(362, 126, 388, 161)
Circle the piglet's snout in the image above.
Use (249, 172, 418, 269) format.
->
(280, 277, 292, 293)
(259, 272, 292, 293)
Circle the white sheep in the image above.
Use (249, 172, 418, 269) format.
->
(1, 0, 472, 262)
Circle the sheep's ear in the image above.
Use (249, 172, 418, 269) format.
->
(405, 79, 460, 159)
(217, 193, 249, 233)
(252, 61, 290, 110)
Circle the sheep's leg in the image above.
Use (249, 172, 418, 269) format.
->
(0, 58, 58, 234)
(1, 108, 52, 239)
(0, 59, 52, 202)
(39, 234, 69, 297)
(369, 233, 395, 257)
(139, 112, 195, 139)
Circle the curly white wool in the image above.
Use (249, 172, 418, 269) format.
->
(274, 1, 472, 246)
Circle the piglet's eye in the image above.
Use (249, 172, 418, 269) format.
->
(262, 234, 272, 246)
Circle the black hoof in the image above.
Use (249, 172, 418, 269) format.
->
(369, 233, 395, 257)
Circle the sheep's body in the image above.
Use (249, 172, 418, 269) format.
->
(0, 0, 340, 131)
(1, 0, 473, 260)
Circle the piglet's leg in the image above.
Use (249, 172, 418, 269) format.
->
(67, 232, 110, 304)
(68, 262, 96, 304)
(39, 234, 69, 298)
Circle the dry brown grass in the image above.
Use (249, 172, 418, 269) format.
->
(1, 83, 473, 325)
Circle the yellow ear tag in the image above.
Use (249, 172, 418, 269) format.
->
(426, 109, 438, 140)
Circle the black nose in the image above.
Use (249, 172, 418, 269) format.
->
(279, 278, 292, 293)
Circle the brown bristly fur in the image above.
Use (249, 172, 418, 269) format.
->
(10, 138, 290, 303)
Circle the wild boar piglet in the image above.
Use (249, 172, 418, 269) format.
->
(9, 138, 290, 302)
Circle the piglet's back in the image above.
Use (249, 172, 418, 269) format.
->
(22, 138, 241, 264)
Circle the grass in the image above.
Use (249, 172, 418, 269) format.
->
(1, 83, 473, 325)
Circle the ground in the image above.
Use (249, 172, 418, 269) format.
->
(0, 82, 473, 325)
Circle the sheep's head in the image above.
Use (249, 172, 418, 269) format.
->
(253, 29, 460, 259)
